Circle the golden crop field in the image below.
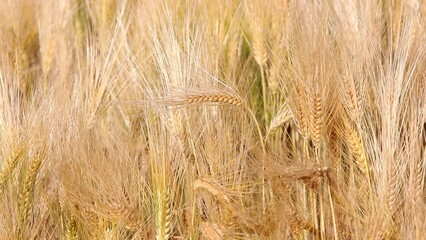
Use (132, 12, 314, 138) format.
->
(0, 0, 425, 239)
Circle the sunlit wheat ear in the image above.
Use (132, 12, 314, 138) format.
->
(40, 38, 55, 75)
(268, 39, 284, 94)
(193, 178, 256, 230)
(309, 88, 324, 146)
(244, 1, 268, 68)
(340, 75, 364, 124)
(76, 203, 99, 230)
(107, 202, 142, 231)
(194, 178, 233, 207)
(290, 84, 309, 137)
(413, 149, 425, 205)
(155, 188, 171, 240)
(227, 32, 241, 68)
(252, 25, 268, 68)
(288, 210, 315, 237)
(344, 121, 369, 175)
(200, 222, 226, 240)
(185, 94, 244, 106)
(269, 101, 293, 133)
(66, 214, 77, 240)
(386, 164, 400, 217)
(0, 145, 25, 193)
(19, 152, 45, 226)
(266, 162, 330, 184)
(392, 0, 403, 50)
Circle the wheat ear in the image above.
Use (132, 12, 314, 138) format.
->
(269, 102, 293, 132)
(155, 188, 171, 240)
(66, 214, 77, 240)
(0, 145, 24, 193)
(227, 32, 241, 68)
(251, 23, 268, 68)
(413, 149, 425, 205)
(341, 75, 364, 124)
(200, 222, 225, 240)
(344, 122, 368, 175)
(292, 85, 309, 137)
(19, 153, 44, 226)
(267, 163, 330, 183)
(194, 178, 256, 230)
(194, 178, 233, 209)
(186, 94, 244, 106)
(310, 88, 324, 146)
(108, 202, 142, 231)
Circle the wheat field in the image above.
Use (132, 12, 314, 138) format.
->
(0, 0, 425, 239)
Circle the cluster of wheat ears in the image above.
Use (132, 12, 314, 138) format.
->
(0, 0, 425, 239)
